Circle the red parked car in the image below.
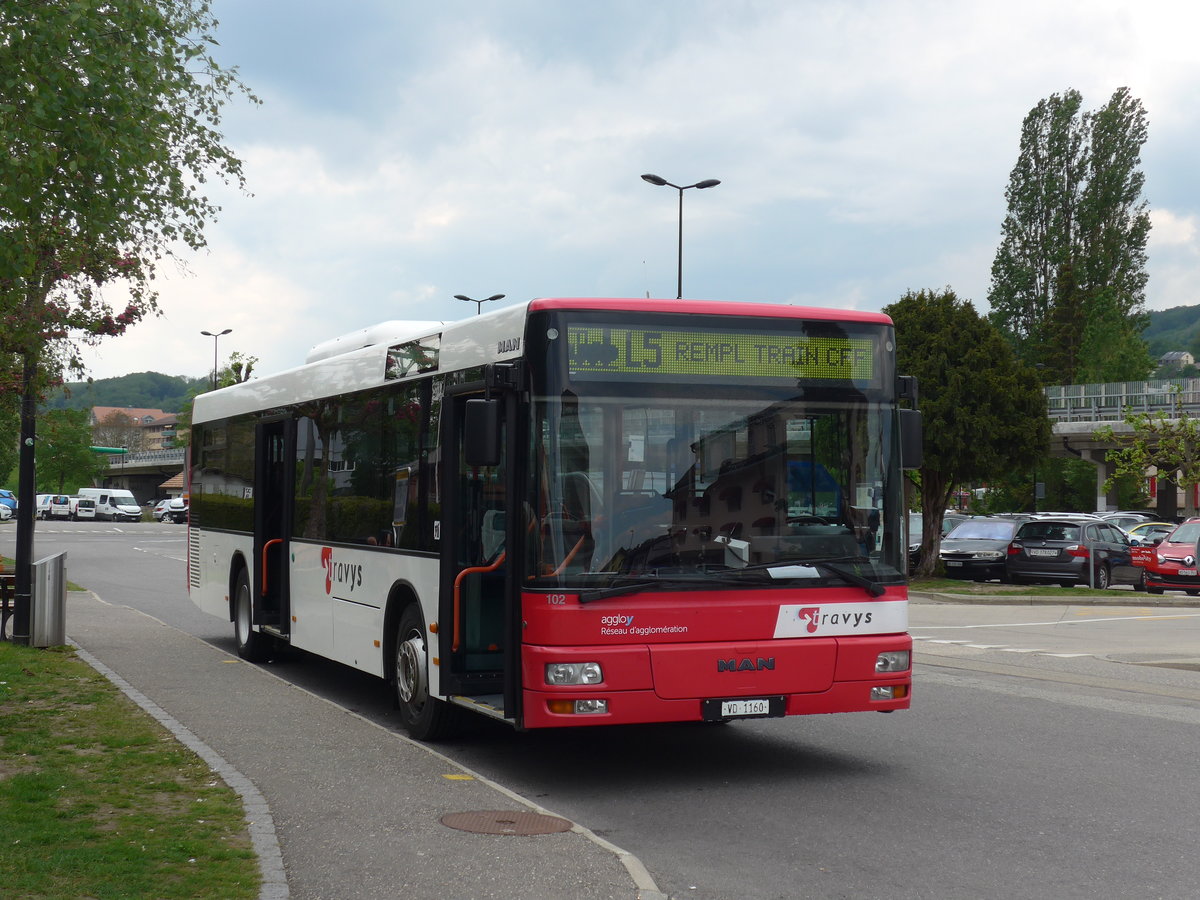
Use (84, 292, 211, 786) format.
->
(1141, 518, 1200, 596)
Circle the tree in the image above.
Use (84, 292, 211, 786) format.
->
(37, 408, 105, 493)
(172, 351, 257, 447)
(92, 409, 143, 451)
(884, 288, 1050, 576)
(1, 1, 255, 642)
(988, 87, 1153, 383)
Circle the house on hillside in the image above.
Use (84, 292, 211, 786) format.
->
(1159, 350, 1195, 369)
(90, 407, 178, 452)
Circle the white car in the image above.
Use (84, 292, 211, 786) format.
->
(163, 497, 189, 524)
(0, 504, 11, 521)
(152, 498, 172, 521)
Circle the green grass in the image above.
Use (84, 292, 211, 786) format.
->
(910, 576, 1133, 597)
(0, 642, 259, 900)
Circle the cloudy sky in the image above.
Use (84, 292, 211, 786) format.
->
(79, 0, 1200, 382)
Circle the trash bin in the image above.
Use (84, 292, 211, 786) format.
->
(31, 551, 67, 648)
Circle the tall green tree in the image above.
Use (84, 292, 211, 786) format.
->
(1, 0, 255, 392)
(885, 288, 1050, 576)
(988, 87, 1153, 383)
(1, 0, 254, 641)
(37, 408, 105, 493)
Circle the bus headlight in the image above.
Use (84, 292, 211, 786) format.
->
(875, 650, 910, 673)
(547, 698, 609, 715)
(545, 662, 604, 685)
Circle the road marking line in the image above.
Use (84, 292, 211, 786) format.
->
(915, 613, 1200, 629)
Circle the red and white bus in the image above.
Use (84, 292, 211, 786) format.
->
(188, 298, 921, 739)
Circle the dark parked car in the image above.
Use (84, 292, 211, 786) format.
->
(908, 511, 969, 570)
(1005, 518, 1143, 589)
(939, 516, 1032, 581)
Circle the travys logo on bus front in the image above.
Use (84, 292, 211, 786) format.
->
(772, 601, 907, 638)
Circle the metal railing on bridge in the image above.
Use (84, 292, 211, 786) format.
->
(105, 448, 185, 468)
(1046, 379, 1200, 423)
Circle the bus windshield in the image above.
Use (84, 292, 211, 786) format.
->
(527, 389, 905, 591)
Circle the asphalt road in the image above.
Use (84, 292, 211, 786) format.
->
(8, 522, 1200, 900)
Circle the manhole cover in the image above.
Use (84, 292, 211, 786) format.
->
(440, 810, 573, 836)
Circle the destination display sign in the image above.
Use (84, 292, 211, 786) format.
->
(566, 324, 877, 383)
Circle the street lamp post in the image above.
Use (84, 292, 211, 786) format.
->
(641, 173, 721, 299)
(200, 328, 232, 391)
(454, 294, 505, 316)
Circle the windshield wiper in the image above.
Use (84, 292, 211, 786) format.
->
(713, 557, 886, 597)
(577, 573, 709, 604)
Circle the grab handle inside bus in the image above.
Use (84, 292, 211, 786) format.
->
(262, 538, 283, 595)
(452, 552, 506, 652)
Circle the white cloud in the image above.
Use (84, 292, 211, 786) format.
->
(74, 0, 1200, 380)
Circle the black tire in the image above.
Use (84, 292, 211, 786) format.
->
(233, 567, 272, 662)
(1094, 564, 1111, 590)
(1133, 568, 1146, 592)
(394, 604, 459, 740)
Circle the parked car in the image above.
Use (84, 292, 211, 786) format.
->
(908, 511, 969, 570)
(0, 503, 10, 521)
(38, 494, 72, 520)
(1006, 517, 1143, 589)
(1143, 518, 1200, 596)
(69, 497, 97, 520)
(1100, 511, 1158, 532)
(163, 497, 189, 524)
(939, 516, 1033, 581)
(152, 498, 172, 521)
(0, 488, 16, 512)
(1125, 521, 1177, 545)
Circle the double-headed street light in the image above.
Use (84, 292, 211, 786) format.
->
(641, 173, 721, 299)
(200, 328, 232, 390)
(454, 294, 505, 316)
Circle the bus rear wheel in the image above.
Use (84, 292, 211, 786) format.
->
(395, 604, 458, 740)
(233, 567, 272, 662)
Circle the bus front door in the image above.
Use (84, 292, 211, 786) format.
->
(254, 419, 294, 636)
(440, 386, 518, 720)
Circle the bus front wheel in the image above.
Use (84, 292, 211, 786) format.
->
(233, 568, 272, 663)
(395, 604, 458, 740)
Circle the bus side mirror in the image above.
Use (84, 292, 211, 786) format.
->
(464, 399, 501, 467)
(899, 408, 923, 470)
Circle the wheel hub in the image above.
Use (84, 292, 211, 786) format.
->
(397, 632, 428, 705)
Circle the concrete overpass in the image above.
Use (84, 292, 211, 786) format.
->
(1046, 379, 1200, 515)
(97, 448, 185, 503)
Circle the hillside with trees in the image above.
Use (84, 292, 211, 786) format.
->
(1143, 304, 1200, 361)
(41, 372, 206, 414)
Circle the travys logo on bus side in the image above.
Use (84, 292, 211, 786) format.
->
(320, 547, 363, 594)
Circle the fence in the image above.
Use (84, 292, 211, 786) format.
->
(1045, 379, 1200, 423)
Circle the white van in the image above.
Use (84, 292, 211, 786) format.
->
(75, 487, 142, 521)
(69, 497, 97, 520)
(36, 494, 72, 519)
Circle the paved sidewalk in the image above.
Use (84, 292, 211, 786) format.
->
(67, 590, 656, 900)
